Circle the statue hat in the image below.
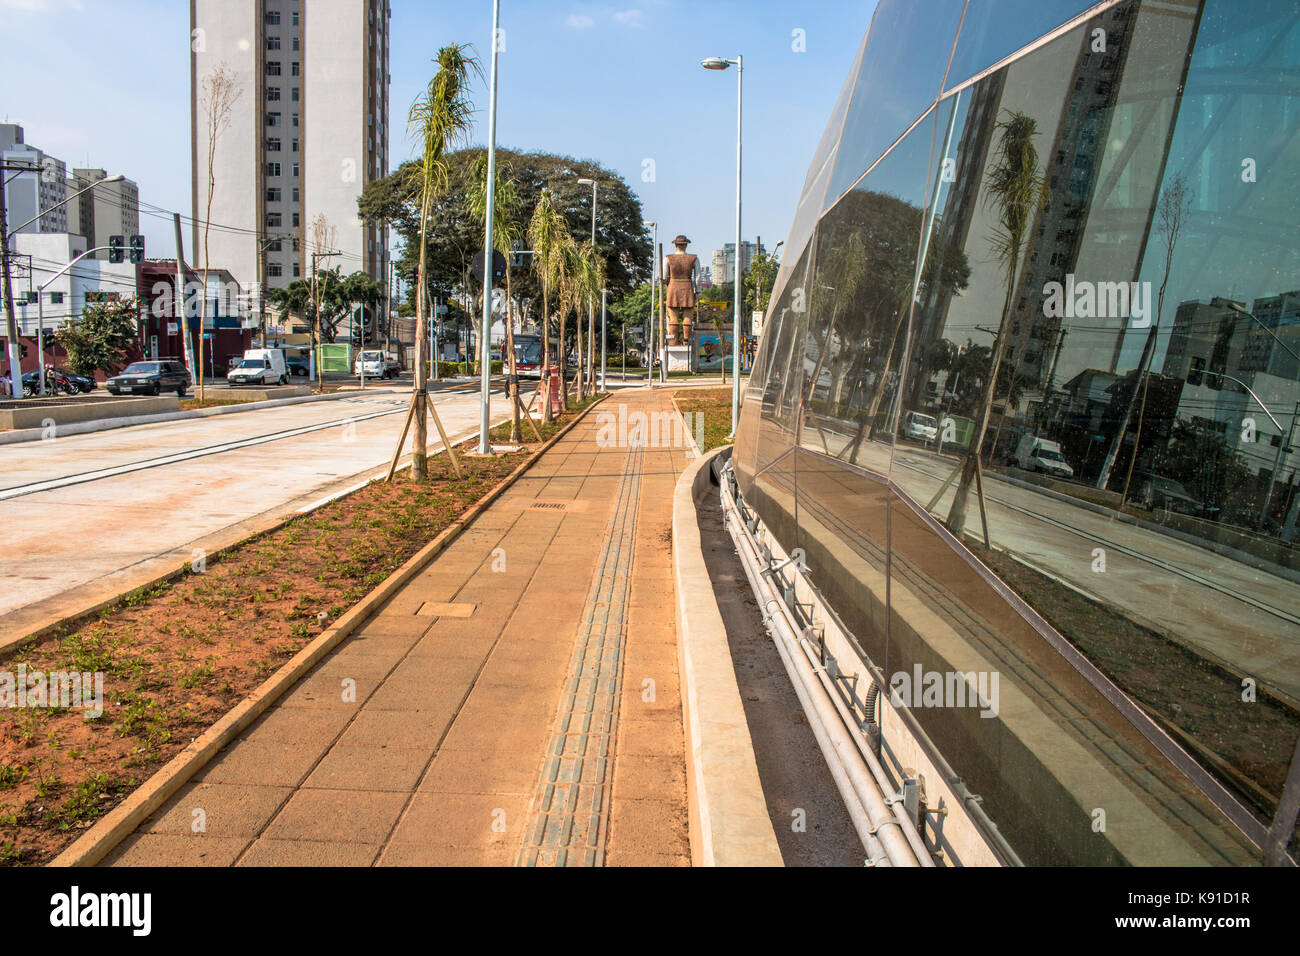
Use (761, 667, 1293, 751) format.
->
(672, 235, 691, 245)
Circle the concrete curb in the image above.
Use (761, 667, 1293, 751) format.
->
(48, 394, 607, 868)
(0, 388, 399, 445)
(672, 443, 784, 867)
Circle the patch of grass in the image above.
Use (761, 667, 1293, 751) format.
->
(675, 388, 734, 453)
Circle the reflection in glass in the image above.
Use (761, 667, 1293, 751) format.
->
(737, 0, 1300, 863)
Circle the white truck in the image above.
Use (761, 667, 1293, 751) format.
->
(354, 349, 400, 379)
(1015, 434, 1074, 479)
(227, 348, 288, 386)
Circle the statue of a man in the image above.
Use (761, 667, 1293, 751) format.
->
(663, 235, 698, 347)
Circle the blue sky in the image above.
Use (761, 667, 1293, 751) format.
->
(0, 0, 874, 272)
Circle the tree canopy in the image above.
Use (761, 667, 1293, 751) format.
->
(55, 298, 139, 377)
(359, 147, 652, 310)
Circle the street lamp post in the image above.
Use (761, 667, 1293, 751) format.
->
(478, 0, 502, 455)
(702, 55, 743, 436)
(577, 177, 598, 391)
(646, 220, 657, 382)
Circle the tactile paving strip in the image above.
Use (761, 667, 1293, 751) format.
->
(517, 442, 644, 866)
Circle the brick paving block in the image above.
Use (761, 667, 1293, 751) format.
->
(278, 671, 380, 710)
(419, 748, 541, 796)
(104, 832, 250, 868)
(237, 838, 380, 867)
(617, 718, 684, 757)
(237, 705, 353, 747)
(377, 842, 516, 866)
(605, 796, 691, 860)
(387, 791, 529, 848)
(262, 788, 409, 845)
(335, 704, 458, 750)
(305, 745, 432, 792)
(194, 739, 328, 789)
(142, 782, 292, 838)
(612, 753, 687, 800)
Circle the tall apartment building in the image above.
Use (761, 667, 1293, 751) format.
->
(190, 0, 390, 302)
(710, 241, 763, 285)
(69, 169, 141, 260)
(1, 123, 69, 235)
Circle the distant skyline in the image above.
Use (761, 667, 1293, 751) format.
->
(0, 0, 873, 283)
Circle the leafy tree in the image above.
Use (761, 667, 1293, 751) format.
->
(744, 249, 781, 314)
(360, 148, 652, 312)
(267, 269, 382, 343)
(528, 188, 570, 420)
(56, 299, 139, 377)
(699, 281, 733, 304)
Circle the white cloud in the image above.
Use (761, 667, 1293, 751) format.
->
(614, 9, 646, 28)
(566, 13, 595, 29)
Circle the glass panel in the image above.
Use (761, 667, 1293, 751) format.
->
(824, 0, 966, 209)
(736, 244, 814, 495)
(897, 0, 1300, 849)
(945, 0, 1109, 92)
(800, 109, 942, 478)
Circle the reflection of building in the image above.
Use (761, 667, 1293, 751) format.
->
(1163, 292, 1300, 480)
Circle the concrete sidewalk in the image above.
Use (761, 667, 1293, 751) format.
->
(104, 388, 692, 867)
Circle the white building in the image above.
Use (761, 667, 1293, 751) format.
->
(190, 0, 391, 304)
(10, 233, 137, 336)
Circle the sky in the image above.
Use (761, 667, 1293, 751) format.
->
(0, 0, 875, 275)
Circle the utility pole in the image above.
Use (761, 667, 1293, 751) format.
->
(1260, 401, 1300, 532)
(1, 161, 38, 396)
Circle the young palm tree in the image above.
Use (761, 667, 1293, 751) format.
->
(469, 155, 523, 440)
(947, 111, 1046, 537)
(573, 240, 606, 400)
(527, 189, 569, 422)
(405, 43, 480, 480)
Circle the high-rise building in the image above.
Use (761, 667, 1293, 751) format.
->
(1, 124, 68, 235)
(69, 169, 140, 260)
(710, 241, 763, 285)
(190, 0, 390, 303)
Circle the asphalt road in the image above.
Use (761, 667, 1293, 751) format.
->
(0, 382, 509, 639)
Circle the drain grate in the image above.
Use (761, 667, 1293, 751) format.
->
(531, 501, 567, 510)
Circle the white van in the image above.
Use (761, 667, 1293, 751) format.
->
(901, 410, 939, 443)
(227, 348, 287, 386)
(1015, 435, 1074, 478)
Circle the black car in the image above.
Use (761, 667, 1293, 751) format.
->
(286, 356, 310, 377)
(106, 361, 191, 397)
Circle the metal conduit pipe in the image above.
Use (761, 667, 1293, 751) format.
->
(791, 631, 936, 866)
(759, 592, 889, 866)
(724, 500, 922, 868)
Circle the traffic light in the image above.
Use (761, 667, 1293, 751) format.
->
(129, 235, 145, 265)
(350, 306, 373, 346)
(108, 235, 124, 264)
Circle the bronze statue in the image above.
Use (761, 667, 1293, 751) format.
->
(663, 235, 698, 346)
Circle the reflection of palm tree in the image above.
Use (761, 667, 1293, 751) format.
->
(948, 112, 1047, 538)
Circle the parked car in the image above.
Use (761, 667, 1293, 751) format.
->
(901, 410, 939, 443)
(353, 349, 400, 379)
(106, 360, 191, 396)
(227, 348, 288, 386)
(1130, 472, 1210, 517)
(286, 356, 310, 377)
(1015, 434, 1075, 479)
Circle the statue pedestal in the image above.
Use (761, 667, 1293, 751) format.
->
(662, 345, 692, 374)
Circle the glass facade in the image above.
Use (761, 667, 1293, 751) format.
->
(737, 0, 1300, 864)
